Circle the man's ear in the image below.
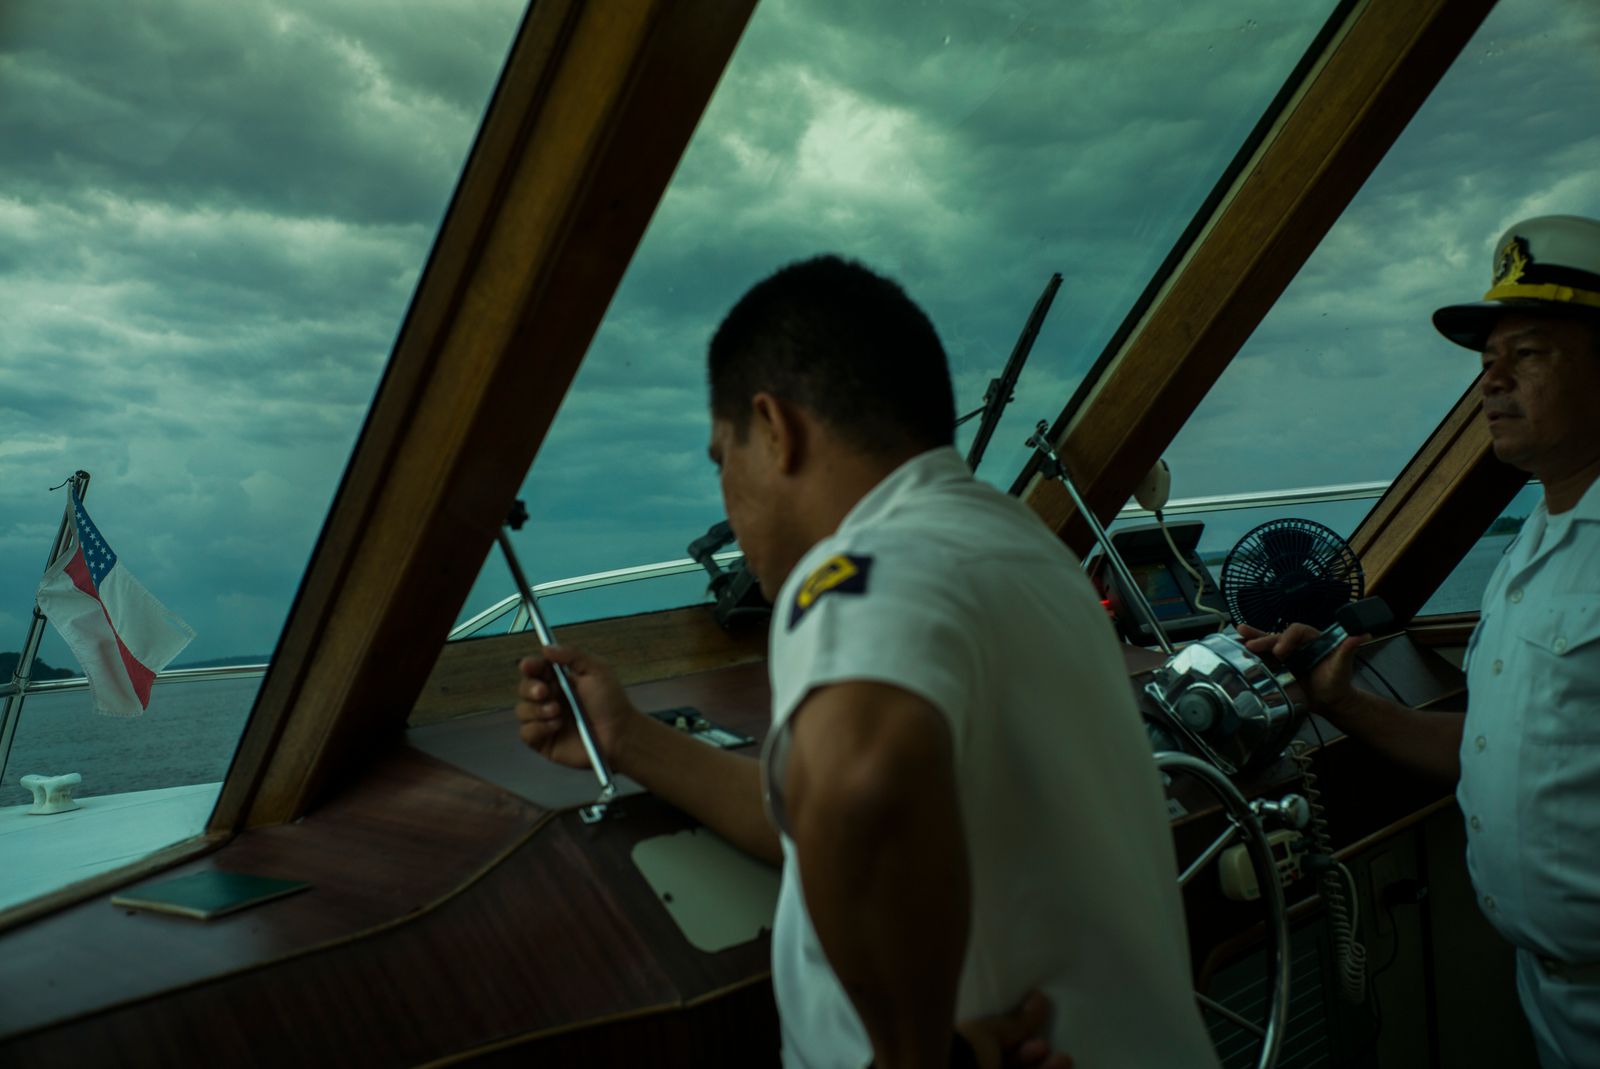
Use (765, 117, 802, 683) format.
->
(751, 392, 806, 475)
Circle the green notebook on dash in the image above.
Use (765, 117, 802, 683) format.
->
(112, 871, 310, 920)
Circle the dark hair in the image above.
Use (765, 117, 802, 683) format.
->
(708, 255, 956, 454)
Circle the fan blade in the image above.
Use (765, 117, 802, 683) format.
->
(1262, 525, 1315, 568)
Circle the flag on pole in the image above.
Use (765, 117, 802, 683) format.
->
(34, 487, 195, 716)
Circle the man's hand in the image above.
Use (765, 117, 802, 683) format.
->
(1237, 622, 1365, 720)
(957, 991, 1073, 1069)
(515, 646, 641, 771)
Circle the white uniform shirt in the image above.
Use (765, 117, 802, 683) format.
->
(761, 447, 1218, 1069)
(1459, 476, 1600, 962)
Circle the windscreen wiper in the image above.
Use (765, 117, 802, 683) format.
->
(960, 271, 1062, 474)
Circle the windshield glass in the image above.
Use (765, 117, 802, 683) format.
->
(0, 0, 526, 912)
(455, 0, 1341, 634)
(1151, 0, 1600, 588)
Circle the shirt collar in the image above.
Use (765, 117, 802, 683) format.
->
(836, 446, 972, 536)
(1563, 472, 1600, 524)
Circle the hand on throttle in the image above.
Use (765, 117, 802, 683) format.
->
(515, 646, 639, 771)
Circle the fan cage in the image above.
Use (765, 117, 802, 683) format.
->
(1220, 518, 1364, 633)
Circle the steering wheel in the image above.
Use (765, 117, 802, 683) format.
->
(1158, 751, 1291, 1069)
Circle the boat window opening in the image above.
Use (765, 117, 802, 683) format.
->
(0, 0, 529, 914)
(1101, 496, 1375, 637)
(1152, 0, 1600, 618)
(1418, 481, 1545, 617)
(448, 0, 1342, 641)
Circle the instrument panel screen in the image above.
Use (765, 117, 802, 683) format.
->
(1131, 561, 1190, 620)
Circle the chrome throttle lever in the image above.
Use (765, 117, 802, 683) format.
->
(498, 508, 617, 824)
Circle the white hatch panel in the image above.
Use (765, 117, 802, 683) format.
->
(631, 827, 780, 954)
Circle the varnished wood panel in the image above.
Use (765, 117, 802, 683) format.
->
(3, 792, 775, 1067)
(1406, 613, 1476, 649)
(408, 661, 773, 811)
(4, 637, 1471, 1064)
(433, 979, 779, 1068)
(412, 606, 770, 726)
(1020, 0, 1496, 555)
(1355, 631, 1466, 711)
(1, 747, 543, 1040)
(225, 0, 758, 832)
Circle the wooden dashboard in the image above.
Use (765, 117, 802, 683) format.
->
(0, 630, 1467, 1066)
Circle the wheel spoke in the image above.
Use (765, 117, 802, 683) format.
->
(1196, 992, 1268, 1038)
(1180, 819, 1243, 887)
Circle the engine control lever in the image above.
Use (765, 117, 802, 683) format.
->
(500, 502, 617, 823)
(1283, 597, 1395, 677)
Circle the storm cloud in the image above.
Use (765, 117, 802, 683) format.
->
(2, 0, 1598, 677)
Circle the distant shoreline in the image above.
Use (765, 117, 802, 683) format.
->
(0, 652, 74, 682)
(0, 652, 271, 681)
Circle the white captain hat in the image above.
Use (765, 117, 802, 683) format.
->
(1433, 214, 1600, 350)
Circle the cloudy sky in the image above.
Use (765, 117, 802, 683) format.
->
(2, 0, 1598, 673)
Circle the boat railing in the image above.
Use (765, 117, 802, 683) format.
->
(452, 480, 1400, 640)
(0, 663, 271, 699)
(450, 549, 745, 640)
(1113, 479, 1392, 520)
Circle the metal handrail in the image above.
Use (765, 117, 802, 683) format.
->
(1116, 479, 1391, 520)
(449, 549, 743, 640)
(0, 663, 269, 698)
(449, 482, 1400, 641)
(0, 481, 1445, 685)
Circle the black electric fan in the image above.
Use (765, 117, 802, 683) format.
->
(1220, 518, 1363, 632)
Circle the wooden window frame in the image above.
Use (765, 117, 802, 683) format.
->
(1350, 378, 1527, 621)
(1017, 0, 1498, 564)
(2, 0, 1515, 931)
(212, 0, 757, 830)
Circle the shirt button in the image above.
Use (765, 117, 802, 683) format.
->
(1509, 588, 1523, 603)
(1484, 894, 1498, 912)
(1470, 816, 1482, 831)
(1492, 659, 1504, 675)
(1476, 735, 1488, 752)
(1554, 637, 1568, 654)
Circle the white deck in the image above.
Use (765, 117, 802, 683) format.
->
(0, 783, 221, 912)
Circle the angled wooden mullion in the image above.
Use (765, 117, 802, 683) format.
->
(1019, 0, 1497, 555)
(1350, 378, 1527, 621)
(212, 0, 756, 830)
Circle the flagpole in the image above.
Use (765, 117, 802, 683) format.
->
(0, 471, 91, 789)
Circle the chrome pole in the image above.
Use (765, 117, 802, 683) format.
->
(0, 471, 90, 787)
(1026, 423, 1174, 655)
(495, 530, 616, 820)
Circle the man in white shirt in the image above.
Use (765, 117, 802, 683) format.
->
(1246, 215, 1600, 1068)
(515, 255, 1219, 1068)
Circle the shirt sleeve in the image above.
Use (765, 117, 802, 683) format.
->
(771, 549, 980, 745)
(763, 549, 981, 835)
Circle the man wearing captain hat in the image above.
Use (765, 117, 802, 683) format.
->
(1249, 215, 1600, 1068)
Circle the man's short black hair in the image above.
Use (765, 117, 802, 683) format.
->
(708, 255, 956, 454)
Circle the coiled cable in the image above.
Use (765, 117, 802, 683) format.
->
(1290, 739, 1367, 1004)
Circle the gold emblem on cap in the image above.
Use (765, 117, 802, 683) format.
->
(1493, 235, 1531, 287)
